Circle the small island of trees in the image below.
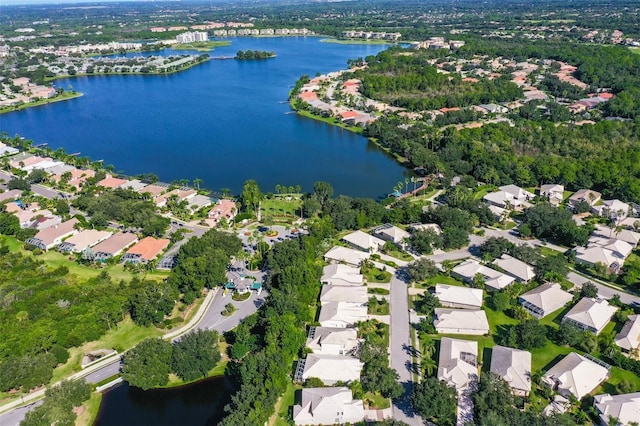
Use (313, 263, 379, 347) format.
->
(235, 50, 276, 60)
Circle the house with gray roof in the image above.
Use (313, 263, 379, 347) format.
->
(324, 246, 370, 267)
(437, 337, 478, 389)
(452, 259, 515, 290)
(320, 284, 368, 305)
(563, 298, 617, 335)
(540, 184, 564, 206)
(293, 387, 365, 426)
(490, 346, 532, 396)
(614, 315, 640, 354)
(341, 230, 385, 253)
(434, 284, 483, 310)
(318, 302, 368, 328)
(305, 327, 360, 356)
(26, 218, 79, 250)
(594, 392, 640, 426)
(543, 352, 609, 399)
(518, 283, 573, 318)
(493, 254, 535, 283)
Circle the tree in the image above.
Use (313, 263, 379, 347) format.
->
(414, 292, 441, 316)
(412, 377, 457, 426)
(27, 169, 48, 184)
(580, 281, 598, 298)
(479, 237, 515, 261)
(490, 291, 512, 312)
(409, 229, 442, 255)
(8, 178, 30, 191)
(55, 199, 70, 216)
(172, 329, 221, 381)
(509, 318, 547, 349)
(313, 181, 334, 209)
(122, 338, 173, 390)
(240, 179, 263, 216)
(406, 258, 438, 283)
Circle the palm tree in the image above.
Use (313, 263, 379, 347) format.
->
(275, 184, 282, 194)
(193, 178, 202, 190)
(421, 357, 437, 378)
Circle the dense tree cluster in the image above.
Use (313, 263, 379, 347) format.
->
(518, 203, 592, 247)
(21, 380, 92, 426)
(235, 50, 275, 60)
(412, 377, 457, 426)
(359, 332, 402, 399)
(220, 235, 322, 425)
(74, 188, 169, 236)
(122, 330, 221, 390)
(169, 229, 242, 303)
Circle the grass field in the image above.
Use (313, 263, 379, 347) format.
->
(0, 91, 83, 115)
(295, 109, 364, 134)
(261, 196, 302, 218)
(76, 392, 103, 426)
(171, 41, 231, 52)
(271, 381, 299, 426)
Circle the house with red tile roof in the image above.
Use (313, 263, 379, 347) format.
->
(299, 91, 318, 102)
(97, 176, 128, 189)
(122, 236, 170, 264)
(339, 110, 360, 121)
(208, 199, 237, 225)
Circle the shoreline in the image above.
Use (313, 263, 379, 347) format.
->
(320, 37, 400, 45)
(289, 101, 409, 166)
(0, 91, 83, 115)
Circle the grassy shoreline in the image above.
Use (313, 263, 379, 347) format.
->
(171, 40, 231, 52)
(320, 38, 399, 45)
(0, 91, 83, 114)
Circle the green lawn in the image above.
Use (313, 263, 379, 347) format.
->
(363, 267, 392, 283)
(273, 381, 300, 426)
(295, 109, 364, 134)
(420, 273, 466, 288)
(473, 186, 494, 200)
(261, 197, 302, 218)
(171, 40, 231, 51)
(363, 392, 391, 409)
(76, 391, 103, 426)
(382, 248, 414, 261)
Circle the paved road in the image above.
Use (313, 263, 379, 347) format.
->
(389, 268, 424, 426)
(0, 400, 44, 426)
(81, 359, 123, 385)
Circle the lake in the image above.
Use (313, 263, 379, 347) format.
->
(94, 376, 232, 426)
(0, 37, 408, 198)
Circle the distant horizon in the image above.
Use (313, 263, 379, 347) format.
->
(2, 0, 268, 5)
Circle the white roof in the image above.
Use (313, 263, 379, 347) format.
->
(452, 259, 515, 290)
(409, 223, 442, 234)
(540, 184, 564, 195)
(301, 354, 363, 384)
(594, 225, 640, 246)
(293, 387, 364, 426)
(437, 337, 478, 389)
(324, 246, 370, 266)
(519, 283, 573, 316)
(434, 284, 483, 309)
(563, 298, 617, 334)
(493, 254, 536, 282)
(320, 285, 368, 304)
(594, 392, 640, 426)
(615, 315, 640, 352)
(318, 302, 368, 328)
(576, 246, 623, 268)
(120, 179, 148, 191)
(543, 352, 609, 399)
(603, 199, 631, 213)
(374, 225, 410, 242)
(569, 189, 601, 205)
(341, 230, 385, 251)
(490, 345, 532, 393)
(434, 308, 490, 335)
(483, 191, 525, 208)
(499, 184, 535, 200)
(321, 264, 363, 286)
(62, 230, 113, 251)
(306, 327, 360, 355)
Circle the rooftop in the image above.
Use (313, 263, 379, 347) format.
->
(125, 236, 170, 261)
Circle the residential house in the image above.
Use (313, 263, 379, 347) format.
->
(518, 283, 573, 319)
(91, 232, 139, 261)
(296, 354, 363, 385)
(320, 285, 368, 305)
(324, 246, 370, 267)
(320, 264, 363, 287)
(452, 259, 515, 290)
(318, 302, 368, 328)
(409, 223, 442, 235)
(33, 215, 62, 230)
(543, 352, 610, 399)
(562, 298, 618, 335)
(155, 188, 196, 208)
(341, 230, 385, 253)
(614, 315, 640, 354)
(208, 199, 237, 225)
(540, 184, 564, 206)
(119, 180, 148, 192)
(594, 225, 640, 247)
(575, 246, 627, 274)
(434, 284, 483, 310)
(490, 346, 532, 396)
(593, 199, 633, 221)
(14, 208, 53, 228)
(433, 308, 490, 335)
(593, 392, 640, 426)
(437, 337, 478, 389)
(293, 387, 365, 426)
(57, 230, 112, 253)
(373, 224, 410, 248)
(97, 176, 128, 189)
(0, 189, 22, 202)
(483, 185, 534, 209)
(305, 327, 360, 356)
(26, 218, 79, 250)
(186, 194, 212, 213)
(122, 236, 170, 264)
(569, 189, 601, 209)
(51, 168, 95, 189)
(138, 184, 167, 198)
(493, 254, 536, 283)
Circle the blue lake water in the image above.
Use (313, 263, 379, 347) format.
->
(0, 37, 407, 198)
